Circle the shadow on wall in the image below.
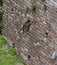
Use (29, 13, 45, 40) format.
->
(0, 0, 3, 6)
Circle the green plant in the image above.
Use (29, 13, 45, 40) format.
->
(41, 0, 45, 2)
(0, 10, 4, 21)
(0, 10, 4, 34)
(41, 0, 47, 12)
(0, 0, 3, 6)
(0, 35, 7, 48)
(0, 22, 3, 34)
(43, 4, 47, 12)
(8, 47, 16, 55)
(26, 6, 29, 12)
(0, 22, 3, 29)
(31, 4, 36, 12)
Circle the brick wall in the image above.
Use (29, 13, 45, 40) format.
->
(2, 0, 57, 65)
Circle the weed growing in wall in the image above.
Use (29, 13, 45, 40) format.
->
(31, 4, 36, 12)
(0, 22, 3, 29)
(41, 0, 47, 12)
(41, 0, 45, 2)
(25, 4, 37, 13)
(43, 4, 47, 12)
(0, 10, 4, 20)
(26, 6, 29, 12)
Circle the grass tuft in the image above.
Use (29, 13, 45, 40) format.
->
(0, 35, 25, 65)
(0, 35, 7, 48)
